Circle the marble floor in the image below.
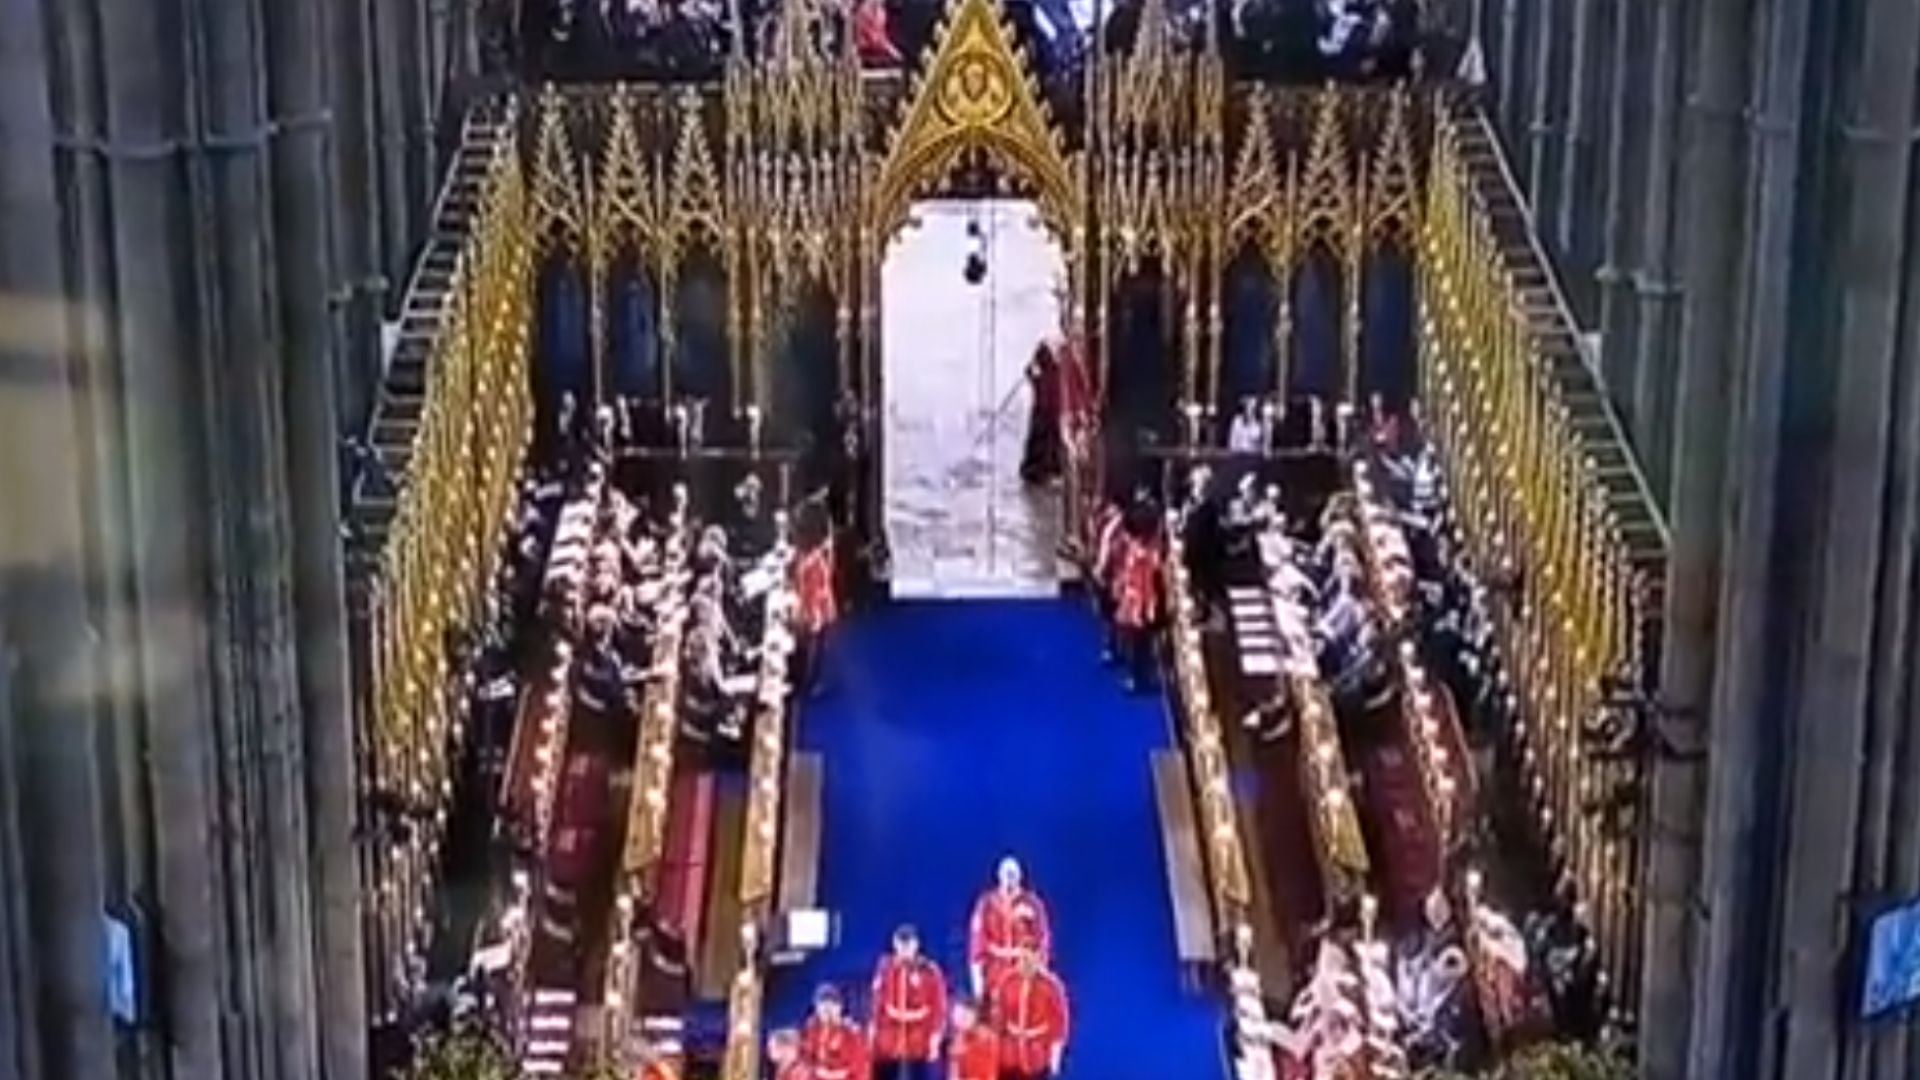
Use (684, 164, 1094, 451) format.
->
(881, 200, 1065, 598)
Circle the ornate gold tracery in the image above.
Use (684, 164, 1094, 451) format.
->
(870, 0, 1080, 241)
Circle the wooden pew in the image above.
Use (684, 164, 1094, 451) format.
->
(696, 782, 747, 999)
(658, 771, 717, 961)
(777, 753, 825, 915)
(1152, 750, 1218, 989)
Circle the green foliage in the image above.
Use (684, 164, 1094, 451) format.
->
(1415, 1040, 1635, 1080)
(400, 1029, 516, 1080)
(397, 1030, 638, 1080)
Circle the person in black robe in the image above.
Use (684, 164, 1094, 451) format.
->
(1020, 342, 1065, 486)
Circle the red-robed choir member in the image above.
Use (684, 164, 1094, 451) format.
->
(987, 950, 1070, 1080)
(871, 925, 947, 1079)
(946, 1000, 1000, 1080)
(968, 857, 1051, 998)
(767, 1028, 812, 1080)
(801, 985, 870, 1080)
(794, 527, 837, 695)
(1110, 524, 1164, 692)
(1092, 499, 1130, 669)
(1090, 501, 1126, 621)
(633, 1045, 679, 1076)
(853, 0, 901, 64)
(633, 1041, 679, 1080)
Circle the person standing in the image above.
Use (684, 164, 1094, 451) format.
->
(1090, 498, 1127, 660)
(1020, 342, 1064, 487)
(768, 1028, 814, 1080)
(794, 520, 838, 697)
(945, 1001, 1000, 1080)
(802, 985, 870, 1080)
(986, 950, 1070, 1080)
(967, 857, 1052, 999)
(870, 925, 948, 1080)
(1110, 517, 1164, 692)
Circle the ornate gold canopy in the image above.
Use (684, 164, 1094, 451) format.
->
(870, 0, 1080, 240)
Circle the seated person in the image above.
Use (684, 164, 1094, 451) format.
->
(679, 602, 754, 742)
(1227, 397, 1265, 453)
(575, 605, 627, 718)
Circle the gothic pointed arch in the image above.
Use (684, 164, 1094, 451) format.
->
(870, 0, 1080, 242)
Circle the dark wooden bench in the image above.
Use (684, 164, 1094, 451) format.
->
(1152, 750, 1218, 989)
(658, 771, 716, 957)
(771, 753, 825, 965)
(696, 782, 746, 999)
(778, 753, 825, 913)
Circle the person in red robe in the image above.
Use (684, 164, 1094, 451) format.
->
(767, 1028, 812, 1080)
(1090, 500, 1127, 660)
(793, 519, 837, 697)
(853, 0, 901, 65)
(946, 1000, 1000, 1080)
(632, 1039, 680, 1080)
(1020, 342, 1064, 487)
(1110, 517, 1164, 692)
(870, 924, 947, 1079)
(967, 857, 1051, 998)
(987, 950, 1070, 1080)
(801, 984, 870, 1080)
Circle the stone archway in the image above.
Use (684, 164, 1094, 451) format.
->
(865, 0, 1084, 596)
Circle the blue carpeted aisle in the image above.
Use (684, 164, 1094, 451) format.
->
(766, 600, 1224, 1078)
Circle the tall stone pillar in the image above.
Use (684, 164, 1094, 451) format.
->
(266, 0, 372, 1073)
(1767, 0, 1916, 1072)
(1624, 0, 1687, 502)
(1639, 0, 1755, 1074)
(1524, 0, 1564, 216)
(1594, 0, 1647, 421)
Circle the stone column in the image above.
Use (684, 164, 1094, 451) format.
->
(92, 0, 243, 1074)
(1771, 0, 1915, 1071)
(0, 647, 38, 1080)
(326, 0, 389, 435)
(1638, 0, 1755, 1074)
(1873, 159, 1920, 1080)
(1524, 0, 1563, 214)
(373, 0, 420, 308)
(1625, 0, 1687, 502)
(1495, 0, 1526, 150)
(1552, 0, 1599, 267)
(267, 0, 372, 1074)
(1594, 0, 1648, 420)
(1688, 0, 1811, 1072)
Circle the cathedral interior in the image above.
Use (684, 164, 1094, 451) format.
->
(2, 0, 1920, 1078)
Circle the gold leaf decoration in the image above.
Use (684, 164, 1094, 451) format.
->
(1296, 87, 1353, 258)
(870, 0, 1078, 240)
(598, 84, 663, 258)
(531, 85, 584, 253)
(665, 87, 726, 259)
(1367, 90, 1420, 244)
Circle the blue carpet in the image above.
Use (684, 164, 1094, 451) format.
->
(765, 600, 1224, 1079)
